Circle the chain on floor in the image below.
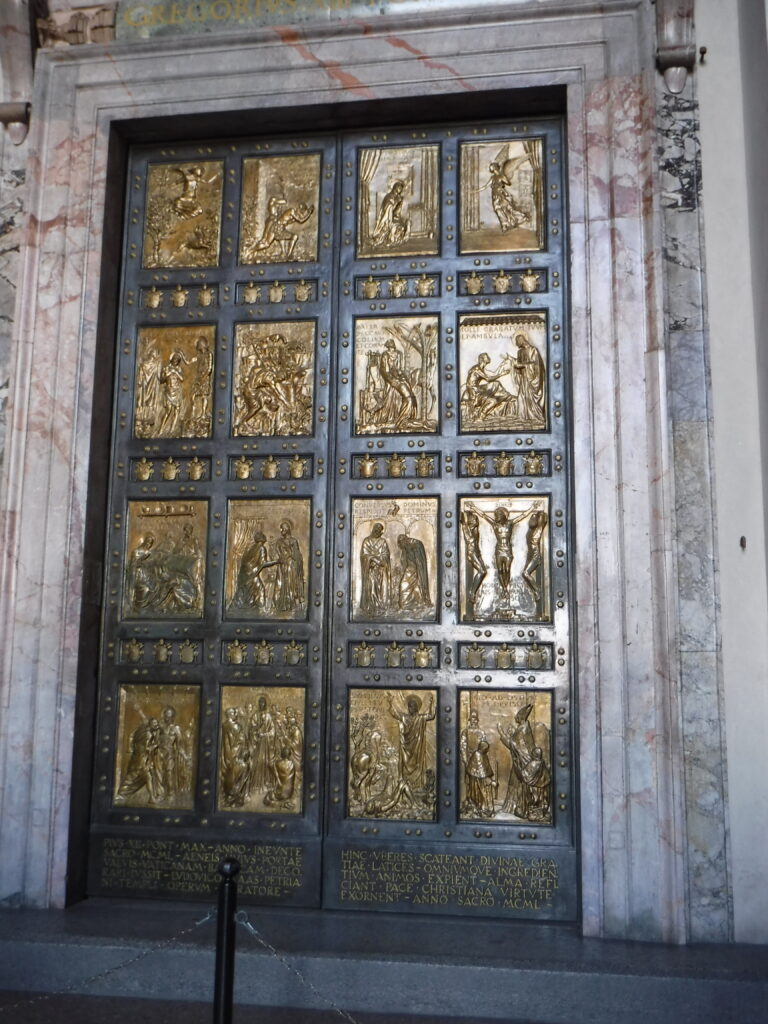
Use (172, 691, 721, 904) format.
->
(0, 907, 216, 1017)
(236, 911, 361, 1024)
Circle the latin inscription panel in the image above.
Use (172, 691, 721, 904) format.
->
(90, 834, 320, 905)
(325, 840, 576, 920)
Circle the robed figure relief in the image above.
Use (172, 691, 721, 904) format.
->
(354, 316, 439, 435)
(114, 685, 198, 810)
(124, 501, 207, 619)
(142, 160, 223, 268)
(460, 139, 543, 253)
(459, 496, 550, 622)
(239, 154, 320, 264)
(352, 498, 437, 622)
(459, 314, 547, 433)
(134, 326, 215, 439)
(357, 145, 439, 258)
(459, 690, 552, 824)
(218, 686, 305, 814)
(348, 688, 437, 821)
(232, 322, 315, 437)
(225, 499, 310, 621)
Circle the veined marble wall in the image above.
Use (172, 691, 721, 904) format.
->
(0, 0, 732, 941)
(0, 135, 27, 472)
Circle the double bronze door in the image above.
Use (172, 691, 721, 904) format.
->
(88, 116, 576, 920)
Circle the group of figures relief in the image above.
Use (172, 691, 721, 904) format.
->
(140, 137, 543, 271)
(125, 503, 207, 619)
(352, 498, 437, 622)
(459, 691, 552, 824)
(460, 497, 549, 621)
(114, 686, 198, 809)
(232, 323, 314, 437)
(354, 316, 438, 435)
(348, 689, 437, 820)
(459, 314, 547, 432)
(134, 327, 214, 439)
(219, 688, 305, 814)
(225, 500, 309, 620)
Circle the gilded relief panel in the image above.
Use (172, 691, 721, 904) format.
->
(356, 145, 440, 258)
(113, 684, 200, 810)
(123, 501, 207, 619)
(353, 316, 439, 435)
(459, 495, 550, 622)
(459, 139, 543, 253)
(351, 497, 438, 622)
(225, 499, 311, 620)
(459, 313, 547, 433)
(134, 326, 215, 439)
(218, 686, 305, 814)
(239, 154, 320, 264)
(142, 161, 223, 268)
(459, 690, 552, 825)
(348, 688, 437, 821)
(232, 322, 315, 437)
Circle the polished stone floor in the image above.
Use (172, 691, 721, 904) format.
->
(0, 992, 528, 1023)
(0, 900, 766, 1023)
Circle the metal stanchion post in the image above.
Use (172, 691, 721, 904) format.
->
(213, 857, 241, 1024)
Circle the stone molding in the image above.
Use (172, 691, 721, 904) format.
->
(0, 0, 704, 942)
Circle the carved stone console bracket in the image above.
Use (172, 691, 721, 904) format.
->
(0, 102, 31, 145)
(656, 0, 696, 94)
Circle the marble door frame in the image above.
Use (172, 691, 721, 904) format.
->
(0, 1, 694, 941)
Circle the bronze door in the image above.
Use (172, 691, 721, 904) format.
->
(88, 118, 576, 921)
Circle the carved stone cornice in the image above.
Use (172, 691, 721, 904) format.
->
(656, 0, 696, 94)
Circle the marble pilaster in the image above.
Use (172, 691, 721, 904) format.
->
(656, 82, 730, 943)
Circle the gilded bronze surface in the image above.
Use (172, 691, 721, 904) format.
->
(232, 321, 315, 437)
(239, 154, 320, 264)
(459, 139, 543, 253)
(134, 326, 215, 439)
(357, 145, 440, 258)
(225, 499, 310, 620)
(354, 316, 438, 435)
(142, 161, 223, 268)
(95, 119, 572, 918)
(459, 495, 550, 622)
(124, 501, 207, 619)
(218, 686, 305, 814)
(459, 313, 547, 433)
(459, 690, 552, 824)
(113, 684, 199, 809)
(348, 688, 437, 820)
(458, 641, 552, 671)
(351, 497, 438, 622)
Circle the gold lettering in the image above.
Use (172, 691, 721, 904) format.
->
(210, 0, 232, 17)
(186, 2, 206, 21)
(169, 2, 184, 22)
(124, 4, 153, 26)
